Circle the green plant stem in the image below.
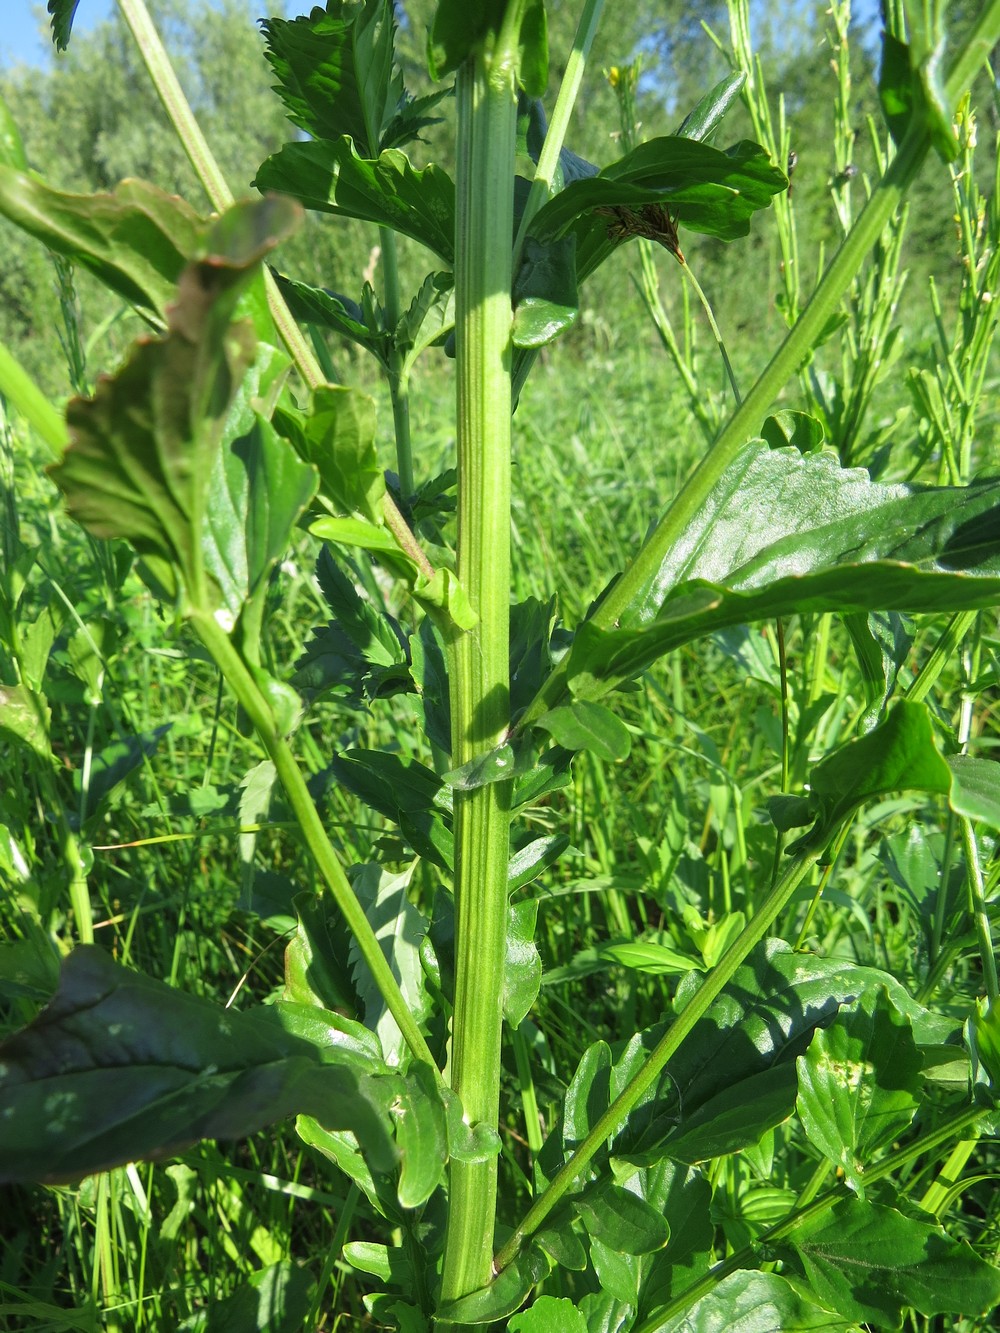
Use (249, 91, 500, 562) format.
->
(439, 38, 520, 1308)
(636, 1100, 987, 1331)
(0, 339, 68, 458)
(515, 3, 1000, 732)
(962, 814, 998, 1001)
(190, 611, 440, 1076)
(494, 846, 820, 1272)
(115, 0, 429, 577)
(380, 227, 415, 498)
(512, 0, 605, 266)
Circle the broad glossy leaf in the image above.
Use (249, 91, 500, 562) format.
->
(636, 1162, 714, 1313)
(47, 0, 80, 51)
(0, 169, 204, 322)
(504, 899, 541, 1026)
(435, 1246, 549, 1325)
(310, 515, 421, 583)
(349, 862, 431, 1066)
(564, 443, 1000, 699)
(177, 1260, 315, 1333)
(575, 1179, 670, 1254)
(791, 1197, 1000, 1324)
(255, 138, 455, 263)
(655, 1270, 848, 1332)
(796, 988, 921, 1195)
(0, 946, 396, 1183)
(536, 700, 631, 762)
(508, 1296, 587, 1333)
(51, 198, 301, 611)
(779, 702, 951, 854)
(529, 137, 786, 282)
(512, 235, 580, 350)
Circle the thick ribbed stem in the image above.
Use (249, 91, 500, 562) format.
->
(439, 42, 518, 1307)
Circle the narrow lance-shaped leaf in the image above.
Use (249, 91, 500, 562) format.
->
(563, 443, 1000, 701)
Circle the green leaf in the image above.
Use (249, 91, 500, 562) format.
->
(508, 834, 571, 892)
(512, 236, 579, 349)
(842, 611, 912, 731)
(782, 702, 952, 854)
(296, 1113, 396, 1219)
(389, 1059, 447, 1209)
(564, 443, 1000, 700)
(0, 92, 28, 171)
(280, 384, 384, 523)
(529, 137, 786, 281)
(0, 946, 396, 1183)
(0, 169, 205, 322)
(262, 0, 402, 157)
(204, 414, 318, 646)
(274, 272, 391, 364)
(655, 1270, 849, 1332)
(395, 270, 455, 368)
(435, 1246, 549, 1325)
(254, 138, 455, 264)
(349, 862, 431, 1065)
(47, 0, 80, 51)
(791, 1197, 1000, 1324)
(284, 891, 359, 1015)
(878, 0, 958, 163)
(413, 567, 478, 632)
(50, 198, 302, 612)
(309, 515, 420, 583)
(504, 899, 541, 1027)
(177, 1261, 315, 1333)
(796, 988, 922, 1196)
(575, 1179, 670, 1255)
(760, 410, 825, 454)
(676, 72, 747, 144)
(508, 1296, 587, 1333)
(948, 754, 1000, 828)
(73, 724, 172, 828)
(535, 700, 631, 762)
(601, 937, 703, 977)
(327, 750, 453, 869)
(0, 682, 53, 762)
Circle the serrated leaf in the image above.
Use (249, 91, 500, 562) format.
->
(349, 863, 431, 1066)
(564, 443, 1000, 700)
(536, 700, 631, 761)
(254, 138, 455, 263)
(0, 169, 204, 322)
(0, 946, 396, 1183)
(796, 988, 922, 1196)
(47, 0, 80, 51)
(508, 1296, 586, 1333)
(274, 272, 390, 363)
(50, 198, 302, 612)
(791, 1197, 1000, 1324)
(327, 750, 453, 869)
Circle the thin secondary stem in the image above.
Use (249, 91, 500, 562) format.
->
(115, 0, 427, 568)
(191, 612, 440, 1077)
(380, 227, 415, 498)
(494, 847, 820, 1272)
(512, 0, 605, 267)
(438, 36, 519, 1305)
(516, 1, 1000, 732)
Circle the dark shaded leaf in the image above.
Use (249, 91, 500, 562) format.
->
(73, 724, 171, 827)
(327, 749, 453, 867)
(177, 1260, 315, 1333)
(575, 1179, 670, 1254)
(0, 946, 396, 1183)
(274, 272, 390, 363)
(284, 891, 359, 1015)
(47, 0, 81, 52)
